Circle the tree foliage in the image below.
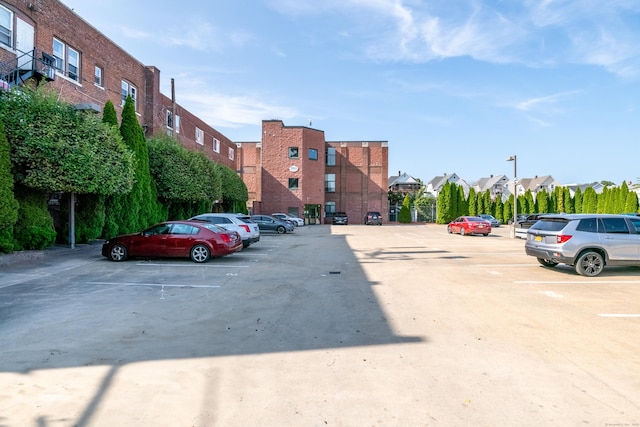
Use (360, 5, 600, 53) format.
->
(0, 86, 134, 194)
(148, 134, 222, 203)
(0, 120, 19, 252)
(118, 96, 163, 233)
(398, 194, 412, 223)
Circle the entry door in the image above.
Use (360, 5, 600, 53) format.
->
(15, 18, 34, 70)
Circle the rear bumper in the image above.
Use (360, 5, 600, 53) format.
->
(525, 245, 574, 264)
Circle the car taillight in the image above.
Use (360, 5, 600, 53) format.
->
(240, 224, 250, 232)
(221, 233, 231, 243)
(557, 235, 572, 243)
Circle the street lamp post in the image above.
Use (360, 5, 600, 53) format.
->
(506, 155, 517, 238)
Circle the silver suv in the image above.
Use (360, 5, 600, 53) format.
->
(525, 214, 640, 277)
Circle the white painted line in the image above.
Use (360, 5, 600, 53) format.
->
(135, 262, 248, 268)
(517, 280, 640, 284)
(88, 282, 220, 288)
(539, 290, 563, 298)
(598, 314, 640, 318)
(474, 264, 535, 267)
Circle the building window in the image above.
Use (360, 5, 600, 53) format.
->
(326, 147, 336, 166)
(166, 110, 173, 129)
(0, 6, 13, 48)
(121, 80, 137, 109)
(309, 148, 318, 161)
(228, 147, 234, 160)
(53, 38, 80, 82)
(325, 202, 336, 215)
(196, 127, 203, 145)
(175, 115, 180, 134)
(94, 66, 103, 86)
(288, 147, 299, 159)
(213, 138, 220, 153)
(325, 174, 336, 192)
(288, 178, 299, 190)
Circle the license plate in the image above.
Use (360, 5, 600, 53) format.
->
(535, 235, 542, 241)
(478, 225, 484, 228)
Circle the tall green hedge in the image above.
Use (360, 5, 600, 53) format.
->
(0, 120, 18, 252)
(13, 185, 56, 250)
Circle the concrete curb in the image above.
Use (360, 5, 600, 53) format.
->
(0, 241, 104, 267)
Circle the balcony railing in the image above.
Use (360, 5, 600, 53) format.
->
(0, 48, 56, 90)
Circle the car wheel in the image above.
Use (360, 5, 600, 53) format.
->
(460, 228, 465, 236)
(575, 251, 604, 277)
(190, 244, 211, 263)
(109, 244, 128, 262)
(276, 225, 286, 234)
(537, 258, 559, 268)
(447, 226, 452, 234)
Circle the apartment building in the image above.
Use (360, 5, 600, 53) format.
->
(1, 0, 389, 223)
(237, 121, 389, 224)
(0, 0, 236, 170)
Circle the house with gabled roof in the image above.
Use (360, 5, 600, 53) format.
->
(519, 175, 560, 195)
(565, 182, 605, 197)
(472, 175, 510, 199)
(425, 172, 470, 197)
(388, 171, 421, 195)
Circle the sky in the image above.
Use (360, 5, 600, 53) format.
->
(58, 0, 640, 186)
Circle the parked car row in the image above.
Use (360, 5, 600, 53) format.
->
(102, 212, 303, 263)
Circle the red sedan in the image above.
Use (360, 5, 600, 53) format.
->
(102, 220, 242, 263)
(447, 216, 492, 236)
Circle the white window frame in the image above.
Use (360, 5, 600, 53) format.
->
(94, 66, 103, 87)
(0, 5, 13, 48)
(196, 127, 203, 145)
(52, 38, 80, 82)
(121, 80, 137, 110)
(228, 147, 234, 160)
(213, 137, 220, 153)
(175, 115, 180, 134)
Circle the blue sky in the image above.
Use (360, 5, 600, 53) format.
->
(59, 0, 640, 186)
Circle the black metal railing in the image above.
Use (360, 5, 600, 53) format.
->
(0, 48, 56, 89)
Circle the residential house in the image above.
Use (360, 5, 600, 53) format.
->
(425, 173, 470, 197)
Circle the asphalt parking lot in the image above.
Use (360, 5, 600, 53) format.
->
(1, 224, 639, 426)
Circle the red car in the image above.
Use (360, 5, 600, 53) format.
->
(102, 220, 242, 263)
(447, 216, 492, 236)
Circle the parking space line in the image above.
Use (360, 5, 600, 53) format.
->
(88, 282, 220, 288)
(135, 262, 248, 267)
(516, 280, 640, 284)
(598, 314, 640, 318)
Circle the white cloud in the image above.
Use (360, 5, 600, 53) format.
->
(178, 89, 298, 129)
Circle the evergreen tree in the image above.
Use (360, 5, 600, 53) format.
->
(582, 187, 598, 213)
(102, 100, 124, 238)
(494, 196, 504, 223)
(536, 189, 549, 214)
(597, 187, 608, 213)
(573, 187, 583, 214)
(563, 187, 574, 213)
(467, 188, 477, 216)
(436, 183, 451, 224)
(0, 120, 19, 252)
(624, 191, 639, 213)
(457, 185, 467, 217)
(399, 194, 412, 223)
(119, 96, 162, 232)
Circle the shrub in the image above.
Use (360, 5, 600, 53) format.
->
(13, 186, 56, 250)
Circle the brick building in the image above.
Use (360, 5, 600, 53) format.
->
(237, 120, 389, 224)
(1, 0, 389, 224)
(0, 0, 236, 170)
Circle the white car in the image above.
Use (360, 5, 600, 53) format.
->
(272, 213, 304, 227)
(189, 213, 260, 248)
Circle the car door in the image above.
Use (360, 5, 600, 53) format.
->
(165, 223, 199, 257)
(450, 217, 462, 233)
(129, 223, 171, 257)
(598, 217, 638, 261)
